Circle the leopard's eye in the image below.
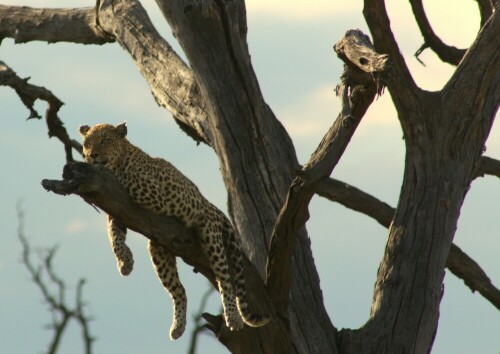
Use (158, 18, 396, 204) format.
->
(83, 140, 90, 149)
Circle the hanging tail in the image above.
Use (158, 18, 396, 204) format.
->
(224, 222, 270, 327)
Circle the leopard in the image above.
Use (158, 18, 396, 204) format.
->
(79, 122, 269, 340)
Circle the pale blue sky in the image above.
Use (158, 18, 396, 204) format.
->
(1, 1, 498, 353)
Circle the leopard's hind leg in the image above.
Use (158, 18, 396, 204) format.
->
(197, 214, 244, 332)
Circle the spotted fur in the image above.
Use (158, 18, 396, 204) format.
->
(79, 122, 269, 339)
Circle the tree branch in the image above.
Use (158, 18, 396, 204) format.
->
(265, 30, 388, 313)
(477, 156, 500, 178)
(315, 176, 500, 311)
(0, 61, 82, 162)
(187, 285, 216, 354)
(97, 0, 210, 144)
(316, 177, 394, 228)
(0, 1, 209, 145)
(447, 244, 500, 311)
(475, 0, 495, 27)
(410, 0, 466, 66)
(17, 204, 95, 354)
(41, 162, 274, 338)
(363, 0, 418, 95)
(0, 5, 113, 44)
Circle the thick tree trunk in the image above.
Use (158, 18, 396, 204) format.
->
(154, 1, 336, 352)
(338, 4, 499, 351)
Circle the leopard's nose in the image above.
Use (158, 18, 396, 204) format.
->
(85, 153, 97, 163)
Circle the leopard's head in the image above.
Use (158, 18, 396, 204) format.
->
(78, 122, 128, 167)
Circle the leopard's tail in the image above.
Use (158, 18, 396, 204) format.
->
(224, 222, 270, 328)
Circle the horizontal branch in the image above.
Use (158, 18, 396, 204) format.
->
(0, 5, 113, 44)
(0, 61, 82, 162)
(316, 176, 500, 311)
(316, 178, 394, 228)
(42, 162, 207, 273)
(477, 156, 500, 178)
(41, 162, 274, 336)
(265, 30, 388, 314)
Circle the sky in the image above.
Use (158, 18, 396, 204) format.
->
(1, 1, 499, 353)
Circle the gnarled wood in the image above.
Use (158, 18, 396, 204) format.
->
(0, 61, 80, 162)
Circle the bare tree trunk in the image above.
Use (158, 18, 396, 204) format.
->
(153, 1, 337, 352)
(337, 2, 500, 352)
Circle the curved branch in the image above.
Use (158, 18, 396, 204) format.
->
(410, 0, 466, 66)
(315, 176, 500, 311)
(0, 61, 82, 162)
(475, 0, 494, 26)
(0, 5, 113, 44)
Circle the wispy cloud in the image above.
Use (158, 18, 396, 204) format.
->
(64, 219, 86, 234)
(278, 85, 339, 140)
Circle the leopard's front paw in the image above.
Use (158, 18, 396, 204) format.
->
(170, 320, 186, 340)
(118, 259, 134, 276)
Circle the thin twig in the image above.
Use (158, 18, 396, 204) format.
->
(0, 61, 82, 162)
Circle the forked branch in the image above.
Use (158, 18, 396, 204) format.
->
(17, 205, 95, 354)
(0, 61, 81, 162)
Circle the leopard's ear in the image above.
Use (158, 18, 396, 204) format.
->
(116, 122, 127, 138)
(79, 125, 90, 137)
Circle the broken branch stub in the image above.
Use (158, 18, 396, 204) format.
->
(334, 29, 391, 92)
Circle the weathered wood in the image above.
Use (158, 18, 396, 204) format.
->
(97, 0, 210, 145)
(0, 61, 80, 162)
(337, 3, 500, 353)
(266, 29, 388, 316)
(0, 5, 112, 44)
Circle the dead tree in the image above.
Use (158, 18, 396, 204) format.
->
(16, 205, 95, 354)
(1, 1, 499, 353)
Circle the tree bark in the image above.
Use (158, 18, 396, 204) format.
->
(337, 2, 499, 353)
